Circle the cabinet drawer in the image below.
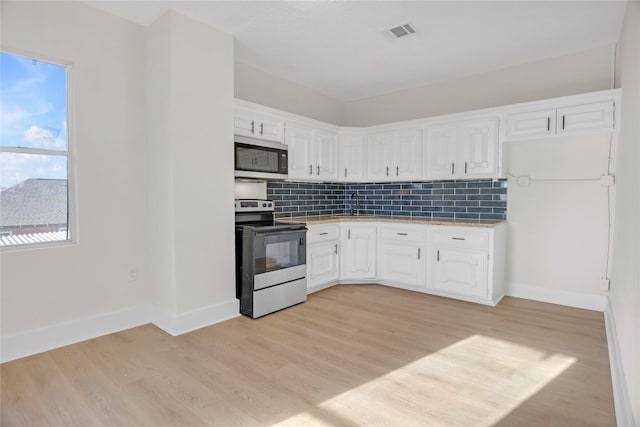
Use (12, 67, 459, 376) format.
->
(307, 225, 339, 244)
(431, 229, 490, 250)
(379, 226, 426, 243)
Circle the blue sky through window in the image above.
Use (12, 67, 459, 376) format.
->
(1, 52, 68, 189)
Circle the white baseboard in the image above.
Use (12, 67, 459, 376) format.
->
(1, 304, 151, 363)
(506, 282, 607, 311)
(604, 298, 636, 427)
(1, 299, 240, 363)
(151, 298, 240, 336)
(307, 281, 338, 295)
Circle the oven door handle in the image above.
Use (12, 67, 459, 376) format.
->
(255, 229, 306, 237)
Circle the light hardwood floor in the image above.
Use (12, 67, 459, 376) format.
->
(1, 285, 615, 426)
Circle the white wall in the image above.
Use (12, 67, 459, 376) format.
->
(505, 134, 613, 303)
(148, 11, 236, 317)
(342, 46, 614, 126)
(610, 1, 640, 424)
(0, 2, 149, 333)
(234, 62, 344, 125)
(0, 3, 237, 360)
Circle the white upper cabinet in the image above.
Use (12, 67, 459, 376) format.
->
(458, 119, 499, 178)
(367, 128, 422, 181)
(502, 98, 616, 141)
(424, 118, 499, 180)
(367, 132, 395, 180)
(287, 122, 338, 181)
(234, 104, 284, 143)
(504, 109, 556, 140)
(235, 89, 619, 183)
(424, 124, 458, 180)
(315, 129, 339, 180)
(396, 129, 423, 179)
(557, 101, 615, 135)
(338, 131, 366, 182)
(287, 123, 314, 178)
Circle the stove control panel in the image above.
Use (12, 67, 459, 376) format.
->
(235, 199, 274, 212)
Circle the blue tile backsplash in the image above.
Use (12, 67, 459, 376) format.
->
(267, 180, 507, 221)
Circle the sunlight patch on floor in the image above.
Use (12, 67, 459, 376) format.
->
(275, 334, 576, 427)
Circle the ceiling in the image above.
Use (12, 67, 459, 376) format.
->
(88, 1, 627, 101)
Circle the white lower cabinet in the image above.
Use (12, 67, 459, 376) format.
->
(304, 221, 506, 305)
(429, 248, 488, 298)
(377, 226, 427, 288)
(307, 242, 340, 289)
(427, 226, 505, 304)
(306, 225, 340, 292)
(340, 224, 376, 279)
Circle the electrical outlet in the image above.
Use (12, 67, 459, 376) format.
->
(128, 267, 138, 282)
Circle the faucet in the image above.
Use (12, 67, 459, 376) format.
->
(350, 192, 361, 216)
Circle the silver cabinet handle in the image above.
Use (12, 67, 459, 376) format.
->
(547, 117, 551, 131)
(386, 166, 389, 176)
(396, 166, 399, 176)
(562, 115, 566, 130)
(464, 162, 468, 174)
(317, 165, 320, 176)
(344, 168, 347, 178)
(437, 250, 440, 262)
(397, 232, 408, 236)
(309, 165, 313, 175)
(319, 232, 329, 236)
(417, 248, 421, 259)
(260, 122, 264, 135)
(250, 120, 255, 134)
(334, 244, 338, 254)
(452, 237, 465, 241)
(451, 162, 455, 174)
(348, 229, 351, 240)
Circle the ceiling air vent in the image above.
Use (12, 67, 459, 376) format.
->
(387, 24, 416, 39)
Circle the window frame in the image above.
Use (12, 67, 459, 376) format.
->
(0, 47, 77, 251)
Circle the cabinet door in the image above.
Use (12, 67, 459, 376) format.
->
(378, 239, 426, 288)
(307, 242, 339, 289)
(424, 125, 457, 180)
(429, 248, 488, 299)
(395, 129, 423, 180)
(341, 225, 376, 279)
(504, 109, 556, 140)
(286, 124, 315, 180)
(257, 113, 284, 143)
(367, 132, 395, 181)
(234, 105, 260, 139)
(458, 118, 499, 179)
(315, 129, 339, 180)
(339, 133, 365, 181)
(557, 101, 614, 135)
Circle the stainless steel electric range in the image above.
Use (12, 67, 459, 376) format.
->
(235, 200, 307, 318)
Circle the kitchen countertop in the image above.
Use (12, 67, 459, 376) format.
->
(276, 215, 505, 228)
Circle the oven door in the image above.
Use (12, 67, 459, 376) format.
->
(252, 229, 306, 291)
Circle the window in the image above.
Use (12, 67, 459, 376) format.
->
(0, 51, 73, 247)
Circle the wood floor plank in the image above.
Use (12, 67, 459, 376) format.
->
(1, 284, 615, 426)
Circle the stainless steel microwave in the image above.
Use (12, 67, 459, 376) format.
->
(234, 136, 288, 180)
